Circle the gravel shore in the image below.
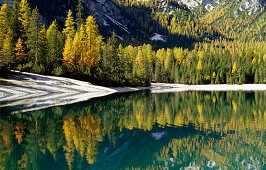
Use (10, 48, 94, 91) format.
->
(1, 71, 265, 113)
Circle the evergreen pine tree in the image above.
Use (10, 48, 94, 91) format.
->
(10, 0, 22, 41)
(76, 0, 84, 30)
(76, 24, 87, 70)
(26, 8, 46, 63)
(46, 20, 64, 70)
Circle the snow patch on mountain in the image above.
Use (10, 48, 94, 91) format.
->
(151, 33, 166, 42)
(176, 0, 202, 8)
(238, 0, 263, 15)
(177, 0, 264, 14)
(176, 0, 219, 10)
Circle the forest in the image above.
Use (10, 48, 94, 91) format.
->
(112, 0, 266, 42)
(0, 0, 265, 86)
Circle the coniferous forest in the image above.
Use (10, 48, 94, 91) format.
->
(0, 0, 265, 86)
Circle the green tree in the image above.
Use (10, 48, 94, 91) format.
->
(46, 20, 64, 70)
(26, 8, 46, 63)
(10, 0, 23, 41)
(101, 33, 117, 82)
(76, 0, 84, 30)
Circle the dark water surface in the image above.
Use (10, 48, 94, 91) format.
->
(0, 91, 265, 169)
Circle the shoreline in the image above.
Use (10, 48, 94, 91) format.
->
(0, 71, 265, 113)
(150, 83, 266, 93)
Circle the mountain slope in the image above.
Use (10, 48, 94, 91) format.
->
(187, 0, 266, 41)
(27, 0, 145, 40)
(2, 0, 265, 44)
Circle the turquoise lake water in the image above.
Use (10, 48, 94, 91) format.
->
(0, 91, 265, 169)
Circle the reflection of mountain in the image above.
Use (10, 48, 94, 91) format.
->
(99, 127, 264, 169)
(0, 91, 265, 169)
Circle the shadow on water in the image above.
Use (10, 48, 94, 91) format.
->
(0, 90, 265, 169)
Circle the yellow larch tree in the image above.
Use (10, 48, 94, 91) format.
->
(134, 48, 145, 78)
(62, 116, 76, 170)
(81, 16, 101, 71)
(63, 10, 75, 39)
(63, 37, 74, 68)
(197, 59, 203, 71)
(62, 10, 76, 69)
(0, 4, 10, 49)
(173, 47, 184, 65)
(0, 28, 14, 67)
(14, 37, 27, 61)
(18, 0, 31, 31)
(232, 62, 237, 73)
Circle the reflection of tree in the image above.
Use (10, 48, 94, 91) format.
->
(0, 120, 13, 170)
(62, 115, 75, 169)
(14, 123, 26, 144)
(79, 112, 103, 164)
(46, 118, 64, 161)
(97, 91, 265, 134)
(174, 110, 184, 127)
(62, 112, 103, 169)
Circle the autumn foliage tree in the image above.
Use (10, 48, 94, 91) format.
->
(82, 16, 101, 72)
(63, 10, 75, 70)
(18, 0, 31, 33)
(0, 28, 14, 67)
(14, 37, 27, 61)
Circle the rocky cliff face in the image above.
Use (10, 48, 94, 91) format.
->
(25, 0, 140, 38)
(82, 0, 134, 33)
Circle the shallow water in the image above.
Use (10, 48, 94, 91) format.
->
(0, 91, 265, 169)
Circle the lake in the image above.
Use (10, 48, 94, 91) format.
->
(0, 91, 265, 169)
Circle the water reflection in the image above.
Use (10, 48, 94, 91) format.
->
(0, 91, 265, 169)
